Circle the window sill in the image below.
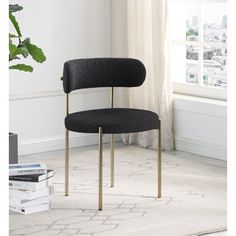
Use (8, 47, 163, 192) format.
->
(173, 83, 227, 101)
(173, 93, 227, 118)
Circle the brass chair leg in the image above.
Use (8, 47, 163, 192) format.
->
(157, 121, 162, 198)
(65, 128, 69, 196)
(110, 134, 115, 187)
(98, 127, 103, 210)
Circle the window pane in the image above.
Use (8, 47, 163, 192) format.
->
(203, 3, 227, 43)
(186, 45, 199, 61)
(203, 47, 227, 88)
(186, 6, 199, 42)
(172, 2, 199, 42)
(186, 63, 199, 84)
(172, 45, 199, 84)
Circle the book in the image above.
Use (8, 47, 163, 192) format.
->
(10, 202, 49, 215)
(9, 177, 53, 191)
(10, 196, 49, 208)
(9, 187, 52, 200)
(9, 170, 54, 182)
(9, 163, 47, 176)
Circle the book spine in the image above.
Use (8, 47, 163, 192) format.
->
(9, 163, 45, 169)
(10, 203, 49, 215)
(9, 181, 38, 191)
(9, 168, 46, 176)
(9, 175, 40, 182)
(9, 205, 24, 214)
(9, 178, 53, 191)
(22, 197, 49, 208)
(10, 196, 49, 208)
(9, 170, 54, 182)
(9, 187, 50, 200)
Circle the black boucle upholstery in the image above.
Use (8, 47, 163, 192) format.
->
(63, 58, 146, 93)
(65, 108, 159, 134)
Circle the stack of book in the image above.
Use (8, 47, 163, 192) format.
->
(9, 163, 54, 215)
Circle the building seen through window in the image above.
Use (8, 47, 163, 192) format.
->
(172, 1, 227, 90)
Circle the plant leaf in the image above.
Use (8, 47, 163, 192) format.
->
(17, 46, 29, 58)
(25, 42, 46, 63)
(9, 64, 33, 72)
(9, 12, 22, 37)
(9, 43, 29, 60)
(9, 43, 18, 61)
(22, 38, 30, 46)
(9, 33, 19, 38)
(9, 43, 17, 55)
(9, 4, 23, 13)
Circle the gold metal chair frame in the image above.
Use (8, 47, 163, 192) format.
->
(64, 87, 161, 210)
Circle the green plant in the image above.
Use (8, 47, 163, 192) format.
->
(9, 4, 46, 72)
(186, 28, 199, 37)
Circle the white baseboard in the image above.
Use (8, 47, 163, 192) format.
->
(19, 133, 121, 156)
(175, 136, 227, 161)
(19, 133, 227, 161)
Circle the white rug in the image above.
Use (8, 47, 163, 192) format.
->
(10, 144, 227, 236)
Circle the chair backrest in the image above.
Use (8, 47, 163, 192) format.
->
(63, 58, 146, 93)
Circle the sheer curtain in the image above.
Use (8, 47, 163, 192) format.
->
(111, 0, 174, 150)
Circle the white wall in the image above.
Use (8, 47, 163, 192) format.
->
(174, 95, 227, 161)
(9, 0, 112, 155)
(111, 0, 127, 57)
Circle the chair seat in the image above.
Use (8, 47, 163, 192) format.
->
(65, 108, 159, 134)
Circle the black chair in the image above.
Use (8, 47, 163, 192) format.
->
(62, 58, 161, 210)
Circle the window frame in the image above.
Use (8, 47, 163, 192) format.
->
(172, 0, 227, 101)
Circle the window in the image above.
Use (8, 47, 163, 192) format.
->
(171, 0, 227, 100)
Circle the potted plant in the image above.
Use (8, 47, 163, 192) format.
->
(9, 4, 46, 163)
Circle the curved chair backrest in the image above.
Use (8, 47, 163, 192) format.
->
(63, 58, 146, 93)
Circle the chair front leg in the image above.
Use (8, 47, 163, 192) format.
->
(98, 127, 103, 210)
(157, 121, 162, 198)
(110, 134, 115, 187)
(65, 128, 69, 196)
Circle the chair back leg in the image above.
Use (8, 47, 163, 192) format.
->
(110, 134, 115, 187)
(98, 127, 103, 210)
(157, 121, 162, 198)
(65, 128, 69, 196)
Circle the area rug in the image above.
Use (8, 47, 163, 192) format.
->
(10, 144, 227, 236)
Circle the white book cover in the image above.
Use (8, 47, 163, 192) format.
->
(10, 202, 49, 215)
(9, 177, 53, 191)
(9, 187, 50, 200)
(10, 196, 49, 208)
(9, 163, 47, 176)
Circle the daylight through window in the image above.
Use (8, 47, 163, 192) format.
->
(171, 0, 227, 98)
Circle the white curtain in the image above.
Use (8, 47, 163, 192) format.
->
(112, 0, 174, 150)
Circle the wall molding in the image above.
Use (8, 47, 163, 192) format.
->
(174, 94, 227, 118)
(9, 88, 109, 101)
(19, 133, 121, 157)
(20, 134, 227, 160)
(175, 136, 227, 161)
